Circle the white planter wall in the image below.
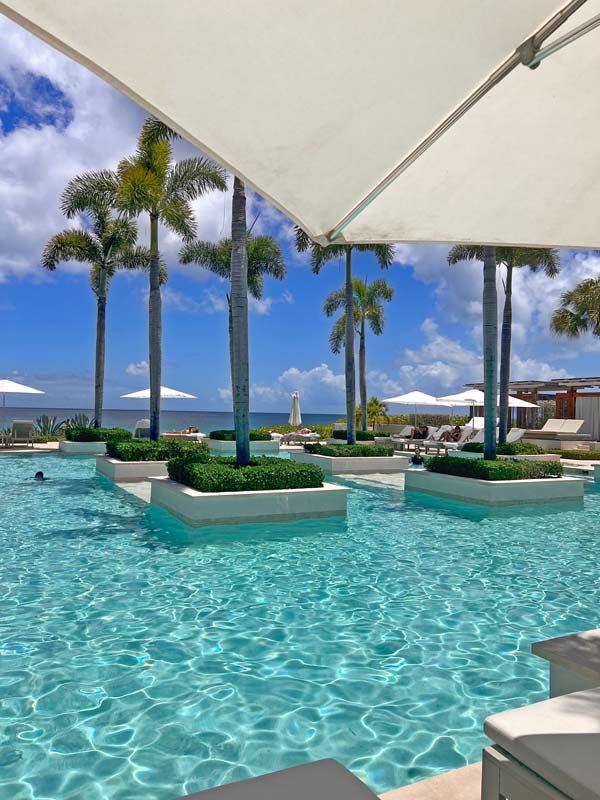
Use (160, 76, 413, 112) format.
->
(60, 440, 107, 455)
(207, 438, 280, 453)
(290, 451, 410, 474)
(96, 455, 168, 482)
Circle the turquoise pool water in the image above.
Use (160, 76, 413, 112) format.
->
(1, 454, 599, 800)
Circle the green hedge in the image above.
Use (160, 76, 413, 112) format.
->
(462, 441, 546, 455)
(425, 455, 562, 481)
(332, 430, 376, 441)
(208, 429, 272, 441)
(106, 439, 210, 463)
(304, 443, 394, 457)
(549, 450, 600, 460)
(65, 427, 132, 442)
(169, 455, 324, 493)
(254, 423, 334, 438)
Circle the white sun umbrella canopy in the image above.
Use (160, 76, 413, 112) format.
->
(384, 391, 453, 426)
(0, 378, 44, 407)
(3, 1, 600, 249)
(288, 391, 302, 427)
(437, 390, 538, 408)
(121, 386, 197, 400)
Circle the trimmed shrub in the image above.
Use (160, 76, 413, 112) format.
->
(253, 424, 334, 438)
(107, 439, 210, 463)
(66, 427, 132, 442)
(170, 456, 324, 493)
(549, 450, 600, 460)
(425, 455, 562, 481)
(304, 443, 394, 457)
(208, 429, 272, 441)
(462, 441, 546, 455)
(332, 430, 376, 441)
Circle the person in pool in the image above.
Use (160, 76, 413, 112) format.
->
(410, 447, 425, 466)
(34, 471, 49, 481)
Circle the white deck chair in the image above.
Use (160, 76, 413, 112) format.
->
(11, 419, 34, 447)
(482, 686, 600, 800)
(442, 426, 477, 450)
(173, 759, 379, 800)
(538, 418, 566, 433)
(505, 427, 525, 444)
(133, 418, 151, 439)
(560, 419, 585, 434)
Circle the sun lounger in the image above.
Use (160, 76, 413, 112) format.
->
(441, 426, 477, 450)
(11, 419, 34, 447)
(561, 419, 585, 434)
(505, 426, 525, 444)
(133, 418, 151, 439)
(173, 759, 378, 800)
(482, 685, 600, 799)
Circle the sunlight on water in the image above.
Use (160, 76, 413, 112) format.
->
(1, 455, 599, 799)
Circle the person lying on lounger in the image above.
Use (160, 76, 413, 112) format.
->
(409, 426, 428, 440)
(439, 425, 461, 442)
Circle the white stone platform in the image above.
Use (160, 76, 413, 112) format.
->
(207, 438, 280, 454)
(290, 450, 410, 474)
(96, 455, 168, 482)
(60, 440, 106, 455)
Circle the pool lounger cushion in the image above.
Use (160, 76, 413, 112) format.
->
(484, 686, 600, 800)
(173, 759, 378, 799)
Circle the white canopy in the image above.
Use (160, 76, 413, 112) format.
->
(2, 1, 600, 248)
(0, 379, 44, 395)
(384, 391, 451, 407)
(121, 386, 196, 400)
(437, 390, 538, 408)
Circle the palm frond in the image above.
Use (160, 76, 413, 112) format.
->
(138, 116, 179, 153)
(366, 278, 394, 303)
(247, 235, 286, 280)
(166, 157, 227, 201)
(116, 162, 163, 215)
(248, 271, 264, 300)
(447, 244, 485, 265)
(294, 226, 313, 253)
(123, 247, 168, 284)
(160, 196, 196, 242)
(329, 315, 346, 354)
(354, 242, 395, 269)
(42, 229, 102, 270)
(61, 170, 118, 219)
(367, 304, 385, 336)
(179, 240, 231, 277)
(310, 243, 346, 275)
(551, 277, 600, 337)
(323, 286, 346, 317)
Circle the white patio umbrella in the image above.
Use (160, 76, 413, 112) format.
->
(3, 1, 600, 249)
(121, 386, 197, 400)
(0, 378, 44, 408)
(383, 391, 453, 426)
(438, 390, 538, 427)
(288, 391, 302, 427)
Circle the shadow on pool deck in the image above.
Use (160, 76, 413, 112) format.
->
(381, 762, 480, 799)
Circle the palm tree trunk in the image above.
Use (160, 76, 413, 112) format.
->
(498, 263, 513, 445)
(94, 293, 106, 428)
(227, 294, 234, 389)
(359, 319, 367, 431)
(231, 177, 250, 465)
(345, 246, 356, 444)
(148, 213, 162, 441)
(482, 246, 498, 460)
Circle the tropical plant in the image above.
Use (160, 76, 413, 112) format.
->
(180, 230, 286, 379)
(42, 170, 151, 427)
(551, 277, 600, 339)
(66, 413, 95, 429)
(115, 117, 227, 440)
(324, 278, 394, 430)
(448, 245, 560, 445)
(34, 415, 66, 436)
(296, 230, 394, 445)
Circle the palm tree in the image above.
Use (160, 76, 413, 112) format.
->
(295, 230, 394, 444)
(367, 397, 389, 430)
(42, 170, 151, 427)
(324, 277, 394, 430)
(551, 277, 600, 340)
(116, 117, 227, 440)
(448, 245, 560, 445)
(179, 231, 286, 381)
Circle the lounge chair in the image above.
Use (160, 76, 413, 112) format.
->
(133, 418, 151, 439)
(173, 759, 378, 800)
(482, 686, 600, 799)
(441, 426, 477, 450)
(11, 419, 34, 447)
(505, 426, 525, 444)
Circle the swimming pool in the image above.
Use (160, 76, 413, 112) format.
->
(1, 454, 598, 800)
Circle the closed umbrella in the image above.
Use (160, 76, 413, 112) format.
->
(121, 386, 196, 400)
(288, 392, 302, 427)
(0, 378, 44, 408)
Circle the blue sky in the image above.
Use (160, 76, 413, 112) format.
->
(0, 17, 599, 414)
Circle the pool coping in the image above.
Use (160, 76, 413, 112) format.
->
(289, 450, 411, 474)
(96, 455, 168, 482)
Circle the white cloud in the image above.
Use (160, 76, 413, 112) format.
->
(125, 360, 149, 376)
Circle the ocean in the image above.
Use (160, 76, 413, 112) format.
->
(0, 407, 342, 433)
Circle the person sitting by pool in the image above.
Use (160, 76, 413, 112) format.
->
(439, 425, 462, 442)
(409, 425, 428, 440)
(410, 447, 425, 466)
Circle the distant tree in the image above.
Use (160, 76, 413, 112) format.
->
(324, 277, 394, 430)
(551, 277, 600, 338)
(448, 245, 559, 446)
(296, 229, 393, 443)
(367, 397, 389, 430)
(43, 170, 150, 427)
(116, 117, 227, 439)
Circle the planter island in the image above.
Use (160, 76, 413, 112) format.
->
(290, 443, 410, 475)
(96, 439, 209, 483)
(150, 451, 349, 527)
(60, 426, 132, 456)
(207, 430, 280, 454)
(405, 456, 584, 506)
